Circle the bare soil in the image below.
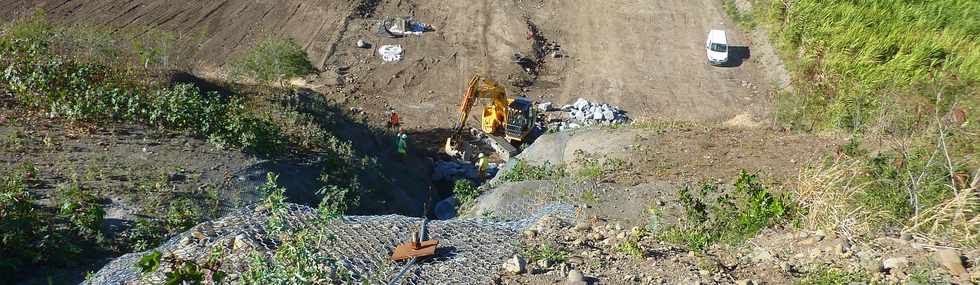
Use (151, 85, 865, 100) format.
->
(3, 0, 782, 130)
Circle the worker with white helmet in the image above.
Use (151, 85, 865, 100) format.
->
(477, 153, 489, 180)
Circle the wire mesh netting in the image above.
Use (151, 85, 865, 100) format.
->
(85, 202, 574, 284)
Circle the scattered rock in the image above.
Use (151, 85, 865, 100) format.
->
(356, 39, 370, 48)
(935, 249, 967, 278)
(862, 258, 886, 273)
(190, 230, 206, 240)
(550, 98, 629, 129)
(800, 235, 821, 246)
(233, 234, 253, 251)
(566, 270, 586, 284)
(537, 102, 554, 112)
(779, 261, 794, 273)
(814, 230, 827, 241)
(900, 232, 913, 241)
(751, 248, 775, 263)
(838, 239, 851, 255)
(524, 229, 538, 239)
(504, 255, 527, 274)
(882, 257, 908, 271)
(735, 279, 754, 285)
(536, 259, 552, 269)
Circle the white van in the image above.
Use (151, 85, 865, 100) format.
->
(705, 29, 729, 65)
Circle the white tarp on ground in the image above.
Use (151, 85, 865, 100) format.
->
(378, 45, 403, 62)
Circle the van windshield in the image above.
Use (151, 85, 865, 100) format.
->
(709, 43, 728, 52)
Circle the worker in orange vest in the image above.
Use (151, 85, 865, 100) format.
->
(387, 110, 400, 129)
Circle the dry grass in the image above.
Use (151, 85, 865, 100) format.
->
(905, 168, 979, 247)
(795, 159, 873, 241)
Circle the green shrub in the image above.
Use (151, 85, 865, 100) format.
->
(128, 218, 166, 252)
(658, 171, 794, 251)
(244, 174, 350, 284)
(523, 244, 569, 264)
(228, 37, 314, 84)
(56, 182, 106, 240)
(572, 151, 628, 182)
(258, 173, 289, 234)
(317, 184, 357, 220)
(164, 197, 201, 233)
(0, 15, 285, 156)
(721, 0, 755, 30)
(795, 266, 868, 285)
(502, 160, 566, 182)
(242, 229, 346, 284)
(452, 180, 480, 211)
(0, 170, 41, 274)
(0, 166, 101, 275)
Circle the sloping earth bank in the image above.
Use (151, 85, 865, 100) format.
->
(483, 129, 977, 284)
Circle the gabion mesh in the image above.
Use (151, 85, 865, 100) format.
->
(84, 202, 573, 285)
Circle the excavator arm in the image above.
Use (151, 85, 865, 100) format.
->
(445, 75, 508, 157)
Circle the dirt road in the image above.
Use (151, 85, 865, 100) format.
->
(524, 0, 772, 122)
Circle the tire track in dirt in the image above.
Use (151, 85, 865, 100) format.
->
(479, 0, 492, 75)
(317, 0, 380, 70)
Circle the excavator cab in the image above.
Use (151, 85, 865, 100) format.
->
(503, 97, 534, 142)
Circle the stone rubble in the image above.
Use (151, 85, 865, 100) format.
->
(542, 98, 629, 131)
(432, 160, 499, 182)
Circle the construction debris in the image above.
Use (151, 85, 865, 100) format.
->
(377, 16, 433, 38)
(432, 160, 499, 182)
(356, 39, 371, 48)
(535, 98, 629, 130)
(378, 45, 403, 62)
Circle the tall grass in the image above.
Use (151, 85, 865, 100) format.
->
(755, 0, 979, 131)
(758, 0, 979, 247)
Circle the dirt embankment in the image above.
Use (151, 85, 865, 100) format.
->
(1, 0, 359, 68)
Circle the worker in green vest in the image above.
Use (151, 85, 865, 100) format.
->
(396, 127, 408, 158)
(477, 153, 489, 180)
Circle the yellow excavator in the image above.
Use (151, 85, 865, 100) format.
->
(445, 75, 534, 158)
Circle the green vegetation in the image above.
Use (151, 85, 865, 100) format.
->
(56, 181, 106, 240)
(164, 197, 202, 233)
(452, 179, 480, 211)
(0, 165, 107, 276)
(241, 172, 356, 284)
(739, 0, 979, 247)
(797, 133, 978, 245)
(228, 37, 314, 85)
(617, 228, 648, 258)
(502, 159, 566, 182)
(522, 243, 570, 264)
(657, 171, 794, 251)
(571, 150, 628, 182)
(721, 0, 755, 30)
(137, 248, 227, 284)
(0, 13, 285, 155)
(795, 267, 868, 285)
(743, 0, 979, 131)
